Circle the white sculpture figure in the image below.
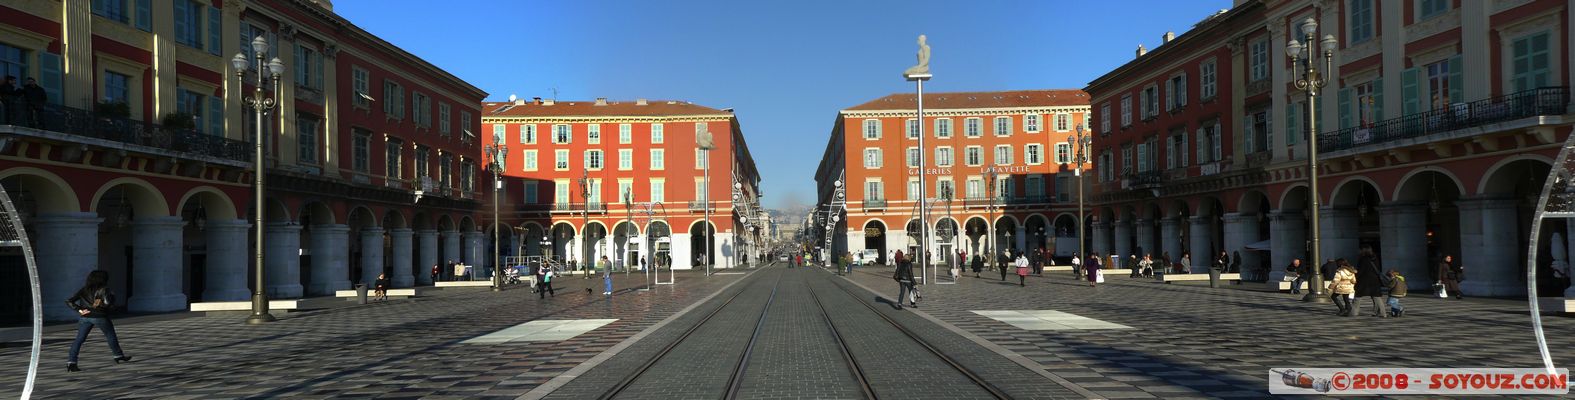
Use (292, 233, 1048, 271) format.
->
(904, 35, 930, 76)
(1554, 232, 1575, 297)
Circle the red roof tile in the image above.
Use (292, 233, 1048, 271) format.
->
(843, 89, 1089, 111)
(481, 99, 732, 118)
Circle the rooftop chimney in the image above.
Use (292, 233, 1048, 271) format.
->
(635, 98, 648, 106)
(513, 98, 525, 105)
(1136, 44, 1148, 57)
(1163, 31, 1175, 43)
(594, 97, 608, 106)
(543, 98, 555, 106)
(533, 97, 542, 105)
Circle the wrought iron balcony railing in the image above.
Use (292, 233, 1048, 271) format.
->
(1319, 86, 1569, 153)
(688, 200, 710, 211)
(863, 199, 887, 209)
(11, 104, 252, 163)
(1120, 171, 1164, 190)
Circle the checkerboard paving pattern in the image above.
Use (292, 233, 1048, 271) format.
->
(462, 319, 617, 343)
(973, 310, 1133, 331)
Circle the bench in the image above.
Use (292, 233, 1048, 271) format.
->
(1275, 280, 1310, 291)
(1160, 273, 1242, 283)
(335, 288, 422, 298)
(1045, 265, 1074, 272)
(435, 280, 501, 288)
(189, 300, 302, 312)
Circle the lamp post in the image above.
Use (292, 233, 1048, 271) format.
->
(485, 135, 506, 291)
(1070, 122, 1091, 270)
(986, 168, 999, 272)
(578, 169, 590, 277)
(232, 37, 285, 325)
(1288, 18, 1337, 303)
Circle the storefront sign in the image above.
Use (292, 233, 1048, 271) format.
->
(907, 165, 1035, 176)
(865, 228, 883, 237)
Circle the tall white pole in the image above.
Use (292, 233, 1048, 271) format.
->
(916, 78, 929, 284)
(704, 148, 711, 275)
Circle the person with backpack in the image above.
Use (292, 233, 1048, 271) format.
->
(892, 250, 915, 309)
(537, 264, 555, 299)
(1385, 269, 1407, 317)
(65, 270, 131, 372)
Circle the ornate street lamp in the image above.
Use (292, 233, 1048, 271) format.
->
(1287, 17, 1338, 303)
(485, 134, 506, 291)
(231, 36, 285, 325)
(1070, 122, 1091, 269)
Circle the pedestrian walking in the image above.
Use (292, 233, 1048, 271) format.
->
(1386, 269, 1407, 317)
(430, 263, 440, 283)
(373, 273, 389, 301)
(1286, 258, 1307, 294)
(1179, 253, 1192, 274)
(1031, 248, 1044, 276)
(1328, 259, 1357, 316)
(971, 254, 983, 278)
(1436, 254, 1463, 299)
(892, 250, 915, 310)
(65, 270, 131, 372)
(998, 250, 1010, 281)
(599, 256, 613, 295)
(1355, 248, 1387, 318)
(1137, 254, 1154, 278)
(537, 265, 555, 298)
(1213, 251, 1229, 273)
(1015, 253, 1029, 287)
(1070, 252, 1083, 280)
(1085, 251, 1103, 287)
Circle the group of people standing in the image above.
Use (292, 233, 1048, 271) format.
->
(0, 75, 48, 128)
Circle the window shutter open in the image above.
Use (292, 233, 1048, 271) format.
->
(135, 0, 151, 31)
(1401, 67, 1420, 116)
(1447, 55, 1463, 103)
(1195, 128, 1205, 163)
(1337, 88, 1352, 129)
(1286, 101, 1299, 145)
(208, 96, 223, 136)
(173, 1, 188, 45)
(1372, 77, 1384, 121)
(37, 52, 62, 105)
(1212, 122, 1222, 161)
(207, 6, 221, 55)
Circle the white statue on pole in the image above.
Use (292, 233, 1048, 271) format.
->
(904, 35, 931, 77)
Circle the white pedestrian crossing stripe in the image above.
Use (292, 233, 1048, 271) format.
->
(971, 310, 1131, 331)
(462, 319, 618, 343)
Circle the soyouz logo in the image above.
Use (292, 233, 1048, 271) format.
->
(1269, 368, 1569, 395)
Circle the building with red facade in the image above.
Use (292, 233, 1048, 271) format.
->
(813, 89, 1090, 267)
(479, 96, 763, 271)
(1085, 0, 1572, 296)
(0, 0, 488, 322)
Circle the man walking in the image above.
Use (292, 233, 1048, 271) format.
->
(893, 250, 914, 310)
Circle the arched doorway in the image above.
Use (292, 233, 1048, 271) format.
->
(689, 220, 715, 268)
(176, 188, 243, 302)
(863, 220, 887, 265)
(1477, 159, 1553, 296)
(92, 179, 177, 313)
(994, 215, 1018, 258)
(1330, 179, 1383, 263)
(964, 217, 988, 261)
(613, 221, 639, 271)
(550, 222, 576, 263)
(646, 221, 672, 270)
(935, 217, 959, 267)
(2, 169, 87, 321)
(1394, 170, 1464, 288)
(347, 207, 379, 286)
(1024, 214, 1049, 255)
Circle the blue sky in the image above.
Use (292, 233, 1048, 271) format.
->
(335, 0, 1231, 210)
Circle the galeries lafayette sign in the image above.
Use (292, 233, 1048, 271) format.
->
(908, 165, 1035, 175)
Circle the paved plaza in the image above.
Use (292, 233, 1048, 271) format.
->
(4, 264, 1573, 399)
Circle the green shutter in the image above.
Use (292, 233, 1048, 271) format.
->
(134, 0, 151, 31)
(37, 52, 62, 105)
(173, 1, 188, 45)
(207, 6, 221, 55)
(1447, 55, 1463, 103)
(1286, 101, 1299, 144)
(1371, 77, 1384, 121)
(1401, 67, 1420, 116)
(208, 96, 223, 136)
(1337, 88, 1352, 129)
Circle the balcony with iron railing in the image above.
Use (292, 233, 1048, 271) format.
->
(4, 104, 252, 164)
(1319, 87, 1570, 154)
(688, 200, 711, 211)
(1120, 171, 1163, 190)
(863, 198, 887, 209)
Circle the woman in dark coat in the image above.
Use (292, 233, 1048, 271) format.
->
(1353, 248, 1387, 318)
(1085, 251, 1102, 287)
(970, 253, 984, 277)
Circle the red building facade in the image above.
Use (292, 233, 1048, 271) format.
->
(480, 97, 763, 271)
(1086, 0, 1573, 297)
(0, 0, 487, 322)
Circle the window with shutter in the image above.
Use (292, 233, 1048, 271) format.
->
(1511, 32, 1551, 91)
(134, 0, 150, 31)
(1401, 68, 1420, 116)
(37, 52, 62, 105)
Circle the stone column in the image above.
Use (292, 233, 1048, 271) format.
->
(308, 224, 350, 295)
(441, 230, 462, 266)
(416, 229, 439, 285)
(1223, 212, 1261, 279)
(1268, 211, 1306, 282)
(1188, 216, 1213, 272)
(463, 230, 483, 277)
(1113, 219, 1132, 267)
(1319, 207, 1360, 264)
(1091, 221, 1111, 257)
(1459, 197, 1524, 296)
(128, 216, 186, 312)
(359, 227, 385, 286)
(1379, 203, 1429, 289)
(264, 223, 303, 298)
(34, 213, 101, 321)
(389, 228, 414, 287)
(1160, 217, 1182, 262)
(201, 219, 250, 302)
(1135, 218, 1155, 259)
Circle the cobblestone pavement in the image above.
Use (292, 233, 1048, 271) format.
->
(546, 266, 1086, 399)
(844, 265, 1575, 399)
(0, 269, 748, 399)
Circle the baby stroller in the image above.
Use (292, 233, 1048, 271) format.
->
(504, 266, 523, 285)
(1140, 262, 1155, 278)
